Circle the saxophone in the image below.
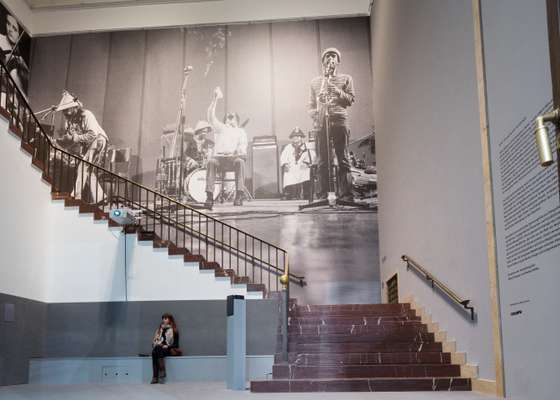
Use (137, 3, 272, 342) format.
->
(316, 66, 335, 130)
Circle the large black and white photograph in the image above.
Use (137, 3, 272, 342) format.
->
(0, 2, 30, 93)
(28, 17, 378, 304)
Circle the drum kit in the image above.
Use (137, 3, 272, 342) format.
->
(154, 65, 233, 205)
(155, 160, 233, 203)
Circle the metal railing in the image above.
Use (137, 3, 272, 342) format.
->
(401, 255, 475, 320)
(0, 61, 305, 308)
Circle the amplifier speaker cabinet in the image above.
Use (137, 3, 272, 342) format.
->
(251, 135, 280, 199)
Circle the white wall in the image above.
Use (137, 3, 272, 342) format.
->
(372, 0, 495, 380)
(0, 120, 50, 301)
(0, 118, 258, 303)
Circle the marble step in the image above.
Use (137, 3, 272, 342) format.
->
(289, 316, 422, 325)
(287, 324, 428, 335)
(272, 364, 461, 379)
(251, 377, 471, 392)
(289, 332, 435, 343)
(290, 341, 442, 353)
(293, 304, 411, 313)
(276, 352, 452, 365)
(292, 310, 417, 318)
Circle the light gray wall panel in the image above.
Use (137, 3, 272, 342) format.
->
(28, 36, 71, 128)
(138, 28, 184, 185)
(65, 33, 110, 125)
(372, 0, 495, 379)
(226, 24, 273, 141)
(271, 21, 319, 143)
(481, 1, 559, 398)
(319, 18, 373, 140)
(184, 26, 227, 130)
(102, 31, 146, 159)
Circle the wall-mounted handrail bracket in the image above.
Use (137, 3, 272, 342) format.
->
(535, 107, 559, 167)
(401, 255, 475, 321)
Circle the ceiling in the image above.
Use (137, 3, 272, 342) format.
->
(6, 0, 371, 36)
(24, 0, 215, 10)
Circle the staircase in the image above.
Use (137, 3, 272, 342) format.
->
(251, 303, 471, 392)
(0, 62, 304, 299)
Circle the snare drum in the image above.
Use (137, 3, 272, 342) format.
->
(184, 168, 220, 203)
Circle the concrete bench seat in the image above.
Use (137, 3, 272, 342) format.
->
(29, 355, 273, 384)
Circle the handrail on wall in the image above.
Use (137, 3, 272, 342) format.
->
(401, 255, 475, 321)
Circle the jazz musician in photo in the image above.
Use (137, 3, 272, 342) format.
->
(205, 87, 248, 209)
(280, 127, 315, 200)
(0, 12, 28, 93)
(308, 47, 355, 201)
(183, 120, 214, 174)
(56, 91, 109, 204)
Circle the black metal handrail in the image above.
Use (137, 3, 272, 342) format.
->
(0, 61, 305, 295)
(401, 255, 475, 320)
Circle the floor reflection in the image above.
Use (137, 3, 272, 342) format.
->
(214, 204, 380, 305)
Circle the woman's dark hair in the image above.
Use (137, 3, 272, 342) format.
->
(161, 313, 178, 333)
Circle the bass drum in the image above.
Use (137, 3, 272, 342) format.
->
(184, 168, 220, 203)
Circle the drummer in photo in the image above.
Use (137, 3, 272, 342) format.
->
(204, 87, 248, 209)
(183, 120, 214, 174)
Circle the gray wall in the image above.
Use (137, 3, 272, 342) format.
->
(28, 18, 373, 185)
(42, 299, 277, 357)
(372, 0, 495, 380)
(0, 295, 277, 386)
(0, 293, 47, 386)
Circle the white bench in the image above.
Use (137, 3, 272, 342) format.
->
(29, 355, 273, 384)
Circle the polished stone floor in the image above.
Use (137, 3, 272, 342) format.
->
(210, 200, 380, 305)
(0, 382, 501, 400)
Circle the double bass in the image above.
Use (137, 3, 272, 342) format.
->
(155, 66, 193, 197)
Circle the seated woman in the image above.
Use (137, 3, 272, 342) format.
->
(151, 313, 180, 384)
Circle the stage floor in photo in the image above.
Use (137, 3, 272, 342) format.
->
(206, 199, 380, 305)
(0, 382, 501, 400)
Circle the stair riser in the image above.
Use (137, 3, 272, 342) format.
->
(288, 325, 428, 335)
(273, 365, 461, 379)
(289, 332, 434, 344)
(291, 342, 442, 353)
(276, 352, 452, 365)
(289, 317, 422, 325)
(293, 304, 411, 312)
(292, 311, 417, 318)
(251, 378, 471, 392)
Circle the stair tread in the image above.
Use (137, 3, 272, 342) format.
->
(255, 376, 466, 381)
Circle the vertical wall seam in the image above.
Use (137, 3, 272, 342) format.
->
(269, 23, 275, 136)
(136, 30, 148, 180)
(471, 0, 505, 397)
(315, 20, 321, 72)
(64, 35, 73, 90)
(225, 25, 229, 113)
(101, 32, 113, 126)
